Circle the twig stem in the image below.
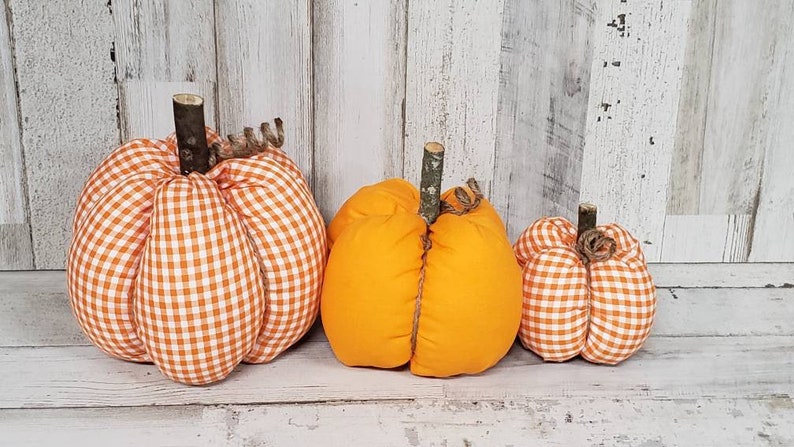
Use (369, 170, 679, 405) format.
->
(173, 94, 210, 175)
(418, 142, 445, 224)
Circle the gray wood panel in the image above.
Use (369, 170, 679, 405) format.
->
(112, 0, 217, 139)
(215, 0, 314, 184)
(0, 3, 32, 269)
(668, 0, 788, 216)
(312, 0, 407, 220)
(492, 0, 597, 240)
(9, 0, 120, 269)
(580, 0, 692, 262)
(403, 0, 504, 195)
(750, 2, 794, 261)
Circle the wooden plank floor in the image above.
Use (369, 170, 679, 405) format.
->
(1, 265, 792, 446)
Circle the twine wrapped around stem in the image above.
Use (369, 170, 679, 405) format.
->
(576, 203, 616, 264)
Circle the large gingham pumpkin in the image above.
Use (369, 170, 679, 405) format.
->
(67, 123, 326, 385)
(513, 210, 656, 364)
(321, 144, 523, 377)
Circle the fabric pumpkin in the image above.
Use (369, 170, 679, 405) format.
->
(321, 174, 523, 378)
(513, 215, 656, 364)
(67, 125, 326, 385)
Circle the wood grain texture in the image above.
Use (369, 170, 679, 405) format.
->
(312, 0, 406, 220)
(492, 0, 597, 241)
(3, 397, 792, 447)
(652, 288, 794, 337)
(749, 2, 794, 261)
(0, 2, 32, 269)
(215, 0, 314, 184)
(660, 214, 752, 262)
(111, 0, 217, 139)
(666, 0, 717, 215)
(8, 0, 120, 269)
(580, 0, 691, 262)
(2, 336, 791, 409)
(669, 0, 789, 216)
(648, 263, 794, 288)
(404, 0, 504, 195)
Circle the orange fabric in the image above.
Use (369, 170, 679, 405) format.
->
(513, 217, 656, 364)
(322, 180, 523, 377)
(67, 129, 326, 384)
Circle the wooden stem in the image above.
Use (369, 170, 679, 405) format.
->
(173, 94, 210, 175)
(418, 142, 445, 224)
(578, 202, 597, 240)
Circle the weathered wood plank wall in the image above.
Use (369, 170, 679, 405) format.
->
(0, 0, 791, 269)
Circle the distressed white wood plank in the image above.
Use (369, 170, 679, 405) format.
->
(0, 406, 215, 447)
(9, 0, 120, 269)
(649, 263, 794, 288)
(112, 0, 216, 140)
(580, 0, 692, 261)
(312, 0, 407, 220)
(668, 1, 789, 217)
(660, 214, 751, 262)
(750, 3, 794, 262)
(4, 397, 793, 447)
(111, 0, 216, 82)
(653, 288, 794, 337)
(444, 336, 794, 402)
(0, 224, 32, 270)
(492, 0, 597, 241)
(4, 271, 793, 347)
(0, 343, 444, 409)
(215, 0, 313, 184)
(0, 3, 32, 269)
(119, 81, 216, 139)
(667, 0, 717, 215)
(2, 336, 791, 409)
(0, 283, 86, 347)
(404, 0, 504, 194)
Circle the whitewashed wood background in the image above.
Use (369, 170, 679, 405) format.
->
(1, 0, 792, 269)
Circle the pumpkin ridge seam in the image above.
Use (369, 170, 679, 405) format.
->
(410, 232, 432, 356)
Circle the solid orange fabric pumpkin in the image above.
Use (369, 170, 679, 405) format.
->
(321, 143, 523, 377)
(513, 204, 656, 365)
(67, 95, 326, 385)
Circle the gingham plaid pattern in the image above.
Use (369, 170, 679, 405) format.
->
(207, 153, 327, 363)
(581, 223, 656, 364)
(514, 218, 656, 365)
(134, 174, 266, 384)
(67, 128, 325, 384)
(514, 218, 589, 361)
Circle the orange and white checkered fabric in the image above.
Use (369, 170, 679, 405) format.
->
(67, 128, 326, 385)
(514, 217, 656, 364)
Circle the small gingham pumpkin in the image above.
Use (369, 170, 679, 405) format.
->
(321, 143, 522, 377)
(67, 114, 326, 385)
(513, 204, 656, 364)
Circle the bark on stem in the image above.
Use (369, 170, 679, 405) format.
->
(578, 202, 598, 240)
(173, 94, 210, 175)
(418, 142, 445, 225)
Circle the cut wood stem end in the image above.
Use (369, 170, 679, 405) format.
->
(419, 142, 445, 225)
(173, 93, 210, 175)
(578, 202, 598, 239)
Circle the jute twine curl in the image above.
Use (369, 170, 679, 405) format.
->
(576, 228, 616, 265)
